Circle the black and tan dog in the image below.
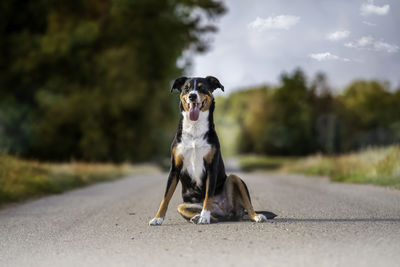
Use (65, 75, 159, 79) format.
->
(149, 76, 276, 225)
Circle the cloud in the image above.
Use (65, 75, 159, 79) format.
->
(360, 0, 390, 16)
(326, 30, 350, 41)
(345, 36, 374, 48)
(345, 36, 399, 53)
(374, 41, 400, 53)
(362, 21, 377, 26)
(309, 52, 350, 62)
(248, 15, 300, 31)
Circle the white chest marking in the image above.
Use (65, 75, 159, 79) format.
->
(176, 110, 211, 187)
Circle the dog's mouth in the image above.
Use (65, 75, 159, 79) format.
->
(188, 99, 207, 121)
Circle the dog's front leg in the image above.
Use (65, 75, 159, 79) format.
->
(191, 150, 217, 225)
(149, 170, 178, 226)
(190, 173, 216, 224)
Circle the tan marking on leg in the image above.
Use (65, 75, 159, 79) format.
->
(155, 177, 178, 218)
(202, 176, 214, 211)
(228, 174, 260, 221)
(204, 197, 213, 211)
(177, 203, 218, 222)
(172, 146, 183, 166)
(177, 203, 202, 220)
(203, 147, 216, 164)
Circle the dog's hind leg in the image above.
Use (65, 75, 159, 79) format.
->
(177, 203, 202, 220)
(177, 203, 218, 223)
(226, 174, 267, 222)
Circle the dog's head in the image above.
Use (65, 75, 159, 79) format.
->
(171, 76, 224, 121)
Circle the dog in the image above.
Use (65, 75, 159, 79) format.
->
(149, 76, 276, 225)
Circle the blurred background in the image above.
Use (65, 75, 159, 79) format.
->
(0, 0, 399, 202)
(0, 0, 226, 162)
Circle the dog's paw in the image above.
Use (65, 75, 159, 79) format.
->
(253, 214, 267, 223)
(190, 210, 210, 224)
(149, 217, 164, 226)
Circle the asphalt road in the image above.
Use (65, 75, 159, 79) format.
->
(1, 171, 400, 267)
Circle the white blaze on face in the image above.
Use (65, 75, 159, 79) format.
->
(186, 90, 200, 103)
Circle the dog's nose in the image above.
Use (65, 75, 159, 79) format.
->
(188, 93, 197, 101)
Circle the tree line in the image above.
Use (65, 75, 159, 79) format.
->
(217, 69, 400, 156)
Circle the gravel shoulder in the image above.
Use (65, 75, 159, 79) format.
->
(1, 172, 399, 267)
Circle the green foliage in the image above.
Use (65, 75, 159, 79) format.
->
(338, 80, 400, 150)
(0, 0, 226, 162)
(266, 69, 316, 155)
(220, 69, 317, 155)
(218, 69, 400, 156)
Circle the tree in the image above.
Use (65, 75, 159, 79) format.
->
(310, 72, 339, 154)
(0, 0, 226, 161)
(265, 69, 316, 155)
(338, 80, 400, 150)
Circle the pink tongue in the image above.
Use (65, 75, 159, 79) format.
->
(189, 104, 200, 121)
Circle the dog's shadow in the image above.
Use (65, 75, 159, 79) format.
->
(214, 210, 277, 223)
(217, 211, 400, 224)
(273, 217, 400, 223)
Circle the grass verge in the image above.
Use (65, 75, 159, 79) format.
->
(0, 154, 161, 206)
(238, 155, 298, 172)
(238, 146, 400, 189)
(281, 146, 400, 189)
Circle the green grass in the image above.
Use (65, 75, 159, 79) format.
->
(281, 145, 400, 189)
(238, 155, 298, 172)
(238, 146, 400, 189)
(0, 154, 161, 206)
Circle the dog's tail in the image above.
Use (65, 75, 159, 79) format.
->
(256, 211, 277, 219)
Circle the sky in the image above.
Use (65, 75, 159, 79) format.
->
(189, 0, 400, 93)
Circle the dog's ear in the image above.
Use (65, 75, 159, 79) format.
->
(171, 76, 188, 92)
(206, 76, 224, 92)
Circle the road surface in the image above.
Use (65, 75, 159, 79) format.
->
(1, 172, 399, 267)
